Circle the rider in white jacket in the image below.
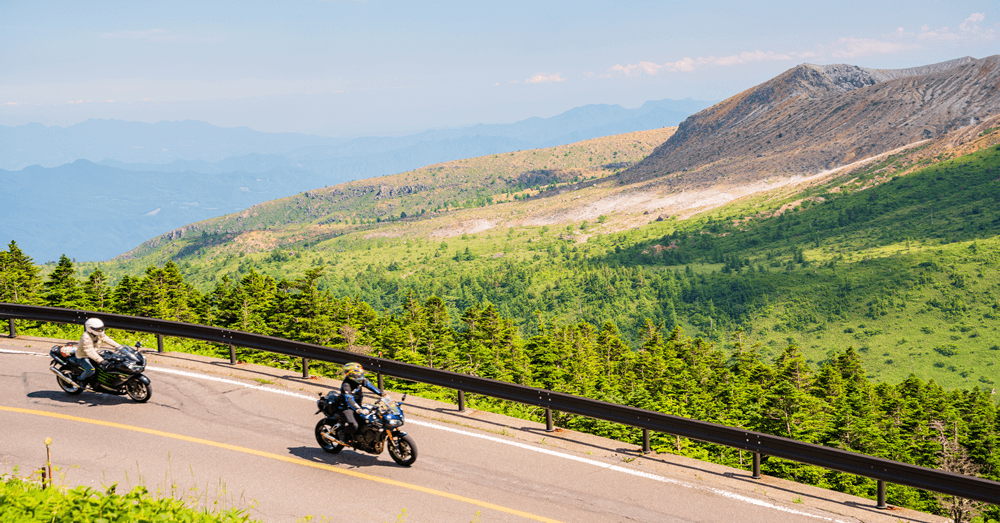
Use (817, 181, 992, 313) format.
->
(76, 318, 122, 382)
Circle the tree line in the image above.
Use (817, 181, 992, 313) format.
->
(1, 240, 997, 519)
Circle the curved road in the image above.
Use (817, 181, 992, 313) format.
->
(0, 337, 944, 523)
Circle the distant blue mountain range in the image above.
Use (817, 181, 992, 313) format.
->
(1, 98, 710, 172)
(2, 98, 712, 262)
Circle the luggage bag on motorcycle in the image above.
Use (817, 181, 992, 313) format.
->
(317, 390, 342, 416)
(49, 343, 78, 366)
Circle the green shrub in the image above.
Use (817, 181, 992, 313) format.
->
(0, 474, 256, 523)
(933, 344, 959, 357)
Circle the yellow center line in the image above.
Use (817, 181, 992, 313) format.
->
(1, 405, 563, 523)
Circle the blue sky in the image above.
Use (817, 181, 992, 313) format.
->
(1, 0, 997, 136)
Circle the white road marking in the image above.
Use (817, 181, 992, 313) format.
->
(0, 348, 49, 357)
(144, 365, 854, 522)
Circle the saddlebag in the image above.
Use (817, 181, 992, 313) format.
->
(49, 343, 78, 365)
(318, 390, 342, 416)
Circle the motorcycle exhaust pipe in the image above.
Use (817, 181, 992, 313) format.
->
(49, 366, 82, 389)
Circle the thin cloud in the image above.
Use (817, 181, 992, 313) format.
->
(101, 29, 167, 40)
(100, 29, 226, 43)
(525, 73, 565, 84)
(914, 12, 994, 42)
(610, 51, 792, 76)
(827, 37, 921, 59)
(608, 13, 993, 76)
(4, 102, 17, 106)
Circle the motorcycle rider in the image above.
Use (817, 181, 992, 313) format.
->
(335, 362, 382, 443)
(76, 318, 122, 383)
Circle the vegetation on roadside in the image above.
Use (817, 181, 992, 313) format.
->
(0, 471, 256, 523)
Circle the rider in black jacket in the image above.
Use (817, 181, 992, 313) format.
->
(336, 362, 382, 442)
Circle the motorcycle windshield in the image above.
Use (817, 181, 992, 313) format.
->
(115, 346, 145, 370)
(380, 398, 403, 418)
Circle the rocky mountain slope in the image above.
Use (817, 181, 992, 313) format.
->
(620, 55, 999, 188)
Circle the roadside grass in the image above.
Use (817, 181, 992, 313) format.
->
(0, 467, 258, 523)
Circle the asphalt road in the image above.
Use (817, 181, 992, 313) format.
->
(0, 337, 945, 523)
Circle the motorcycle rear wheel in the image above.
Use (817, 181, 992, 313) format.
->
(126, 379, 152, 402)
(388, 434, 417, 466)
(315, 419, 344, 454)
(56, 371, 83, 395)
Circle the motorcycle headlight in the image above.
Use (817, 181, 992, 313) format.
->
(388, 418, 402, 427)
(126, 363, 144, 372)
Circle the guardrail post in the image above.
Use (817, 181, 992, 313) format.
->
(457, 390, 466, 412)
(752, 452, 762, 479)
(876, 480, 887, 509)
(156, 334, 164, 353)
(545, 408, 554, 432)
(229, 345, 236, 364)
(302, 358, 310, 379)
(642, 429, 651, 454)
(7, 319, 15, 338)
(377, 372, 383, 391)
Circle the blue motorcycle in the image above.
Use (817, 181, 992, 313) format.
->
(315, 390, 417, 466)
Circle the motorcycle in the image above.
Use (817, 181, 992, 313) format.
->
(314, 390, 417, 466)
(48, 342, 152, 403)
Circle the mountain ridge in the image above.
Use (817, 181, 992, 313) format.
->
(618, 55, 999, 188)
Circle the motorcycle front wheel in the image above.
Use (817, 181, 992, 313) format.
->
(315, 419, 344, 454)
(126, 378, 152, 402)
(388, 434, 417, 466)
(55, 368, 83, 395)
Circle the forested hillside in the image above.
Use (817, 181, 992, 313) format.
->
(1, 239, 997, 519)
(50, 138, 1000, 389)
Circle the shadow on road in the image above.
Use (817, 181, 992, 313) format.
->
(287, 445, 401, 469)
(27, 389, 138, 407)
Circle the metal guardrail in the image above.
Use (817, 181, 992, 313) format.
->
(2, 302, 998, 507)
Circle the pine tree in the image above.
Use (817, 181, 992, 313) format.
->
(43, 255, 86, 309)
(84, 267, 111, 311)
(111, 275, 141, 316)
(0, 241, 41, 303)
(212, 270, 277, 334)
(761, 345, 828, 443)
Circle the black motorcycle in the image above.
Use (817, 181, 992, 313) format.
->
(314, 390, 417, 466)
(49, 342, 152, 402)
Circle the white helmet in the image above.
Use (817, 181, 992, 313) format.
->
(84, 318, 105, 335)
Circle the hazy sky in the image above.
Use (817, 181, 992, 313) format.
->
(2, 1, 997, 136)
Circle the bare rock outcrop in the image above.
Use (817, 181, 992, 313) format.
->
(619, 55, 998, 189)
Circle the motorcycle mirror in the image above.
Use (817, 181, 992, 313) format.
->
(401, 393, 407, 403)
(135, 342, 142, 348)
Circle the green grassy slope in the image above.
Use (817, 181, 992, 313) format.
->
(608, 142, 1000, 388)
(112, 127, 675, 266)
(67, 135, 1000, 390)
